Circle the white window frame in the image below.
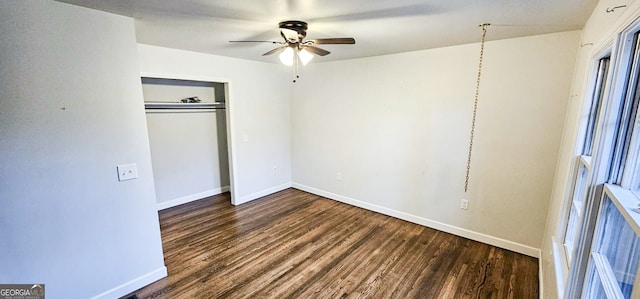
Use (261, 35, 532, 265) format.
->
(564, 9, 640, 298)
(582, 184, 640, 299)
(561, 57, 610, 268)
(563, 156, 592, 265)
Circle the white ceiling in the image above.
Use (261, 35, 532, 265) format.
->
(57, 0, 598, 63)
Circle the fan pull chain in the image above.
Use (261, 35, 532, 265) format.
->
(464, 23, 490, 193)
(293, 52, 299, 83)
(293, 48, 301, 83)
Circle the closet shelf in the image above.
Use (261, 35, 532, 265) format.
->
(144, 102, 225, 113)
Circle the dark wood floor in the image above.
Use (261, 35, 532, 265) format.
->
(128, 188, 538, 299)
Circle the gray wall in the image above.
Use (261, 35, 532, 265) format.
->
(0, 1, 166, 298)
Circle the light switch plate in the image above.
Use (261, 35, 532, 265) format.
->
(117, 163, 138, 181)
(460, 198, 469, 210)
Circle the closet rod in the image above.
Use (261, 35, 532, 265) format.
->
(144, 102, 224, 110)
(145, 108, 224, 114)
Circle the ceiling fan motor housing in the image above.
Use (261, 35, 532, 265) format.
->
(279, 20, 308, 39)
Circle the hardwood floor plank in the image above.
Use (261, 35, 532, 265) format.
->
(262, 218, 387, 298)
(216, 202, 372, 297)
(127, 188, 539, 299)
(301, 218, 407, 298)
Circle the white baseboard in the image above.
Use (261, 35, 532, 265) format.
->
(233, 182, 292, 205)
(157, 186, 230, 211)
(292, 183, 541, 258)
(90, 266, 167, 299)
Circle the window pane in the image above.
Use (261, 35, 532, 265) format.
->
(564, 204, 580, 261)
(610, 34, 640, 183)
(609, 85, 640, 183)
(574, 163, 589, 206)
(633, 146, 640, 194)
(593, 196, 640, 297)
(583, 58, 611, 155)
(631, 108, 640, 194)
(583, 268, 608, 299)
(564, 163, 589, 256)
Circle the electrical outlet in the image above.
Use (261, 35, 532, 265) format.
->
(460, 198, 469, 210)
(117, 163, 138, 181)
(336, 172, 342, 181)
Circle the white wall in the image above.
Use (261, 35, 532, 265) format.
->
(541, 0, 632, 297)
(146, 110, 230, 208)
(291, 31, 580, 256)
(137, 44, 293, 204)
(0, 1, 166, 298)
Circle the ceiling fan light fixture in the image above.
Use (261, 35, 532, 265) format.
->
(279, 47, 295, 66)
(298, 48, 314, 65)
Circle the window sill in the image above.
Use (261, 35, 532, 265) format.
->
(552, 239, 569, 298)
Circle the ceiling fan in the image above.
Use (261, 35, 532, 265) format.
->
(230, 20, 355, 68)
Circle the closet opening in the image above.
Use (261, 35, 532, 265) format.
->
(141, 75, 235, 209)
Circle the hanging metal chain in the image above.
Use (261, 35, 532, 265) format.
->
(464, 23, 490, 193)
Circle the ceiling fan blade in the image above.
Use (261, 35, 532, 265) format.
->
(304, 45, 331, 56)
(229, 40, 278, 43)
(262, 46, 288, 56)
(311, 38, 356, 45)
